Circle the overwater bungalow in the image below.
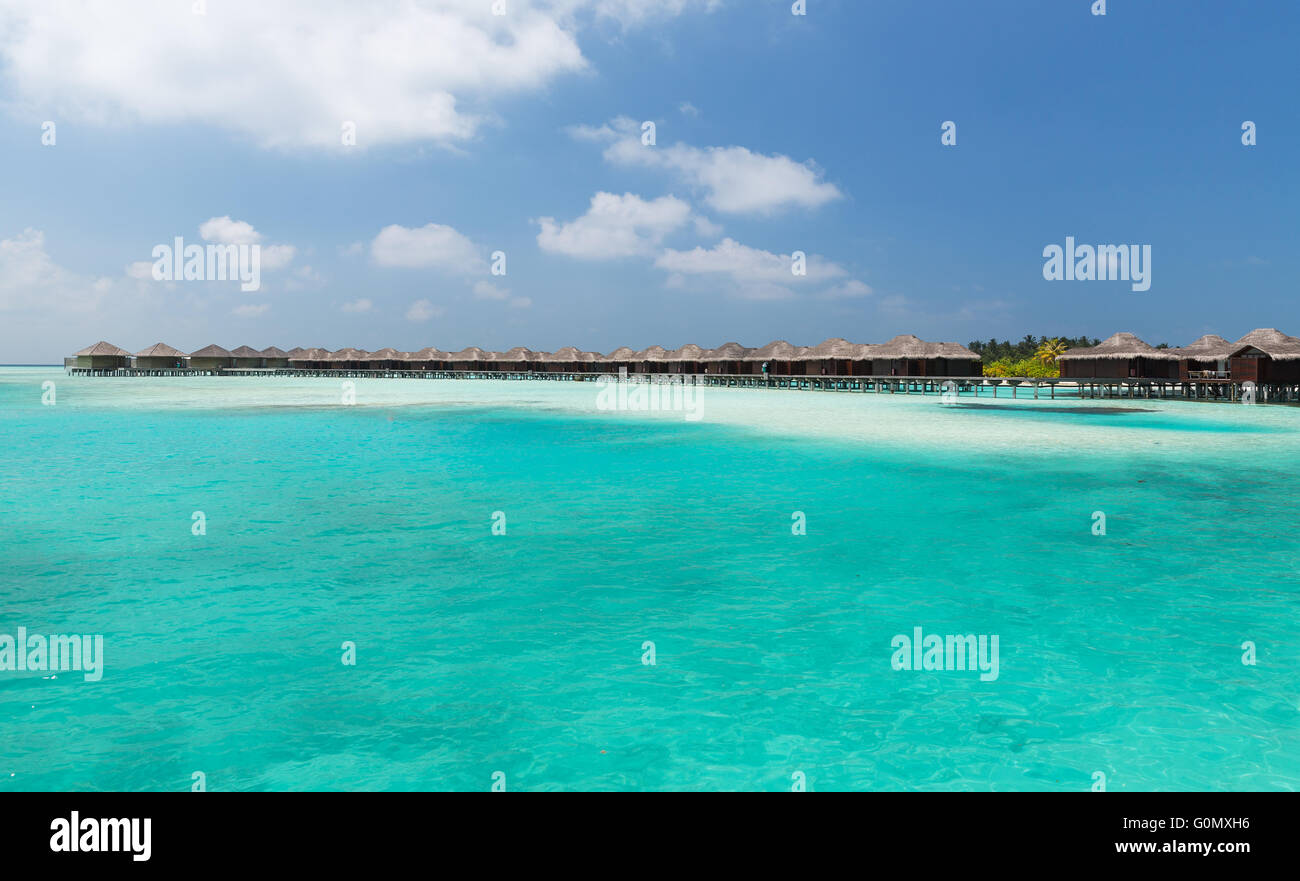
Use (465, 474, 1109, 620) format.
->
(410, 347, 447, 370)
(493, 347, 539, 372)
(133, 342, 186, 369)
(329, 348, 368, 369)
(746, 340, 804, 376)
(366, 347, 402, 370)
(1227, 328, 1300, 385)
(447, 347, 489, 371)
(703, 342, 753, 375)
(261, 346, 290, 369)
(188, 344, 233, 370)
(73, 341, 131, 370)
(286, 347, 327, 369)
(1056, 332, 1177, 379)
(806, 338, 864, 376)
(544, 347, 584, 373)
(866, 335, 982, 377)
(229, 345, 265, 368)
(1168, 334, 1234, 380)
(634, 346, 669, 374)
(602, 347, 638, 374)
(665, 343, 707, 375)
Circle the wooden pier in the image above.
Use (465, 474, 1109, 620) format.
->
(62, 366, 1300, 403)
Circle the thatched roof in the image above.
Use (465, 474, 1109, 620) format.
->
(930, 341, 981, 359)
(634, 345, 668, 361)
(810, 337, 862, 359)
(190, 344, 232, 358)
(1056, 332, 1175, 361)
(134, 342, 185, 358)
(1168, 334, 1234, 359)
(548, 346, 582, 361)
(704, 342, 752, 361)
(74, 341, 130, 357)
(259, 336, 984, 365)
(496, 347, 536, 363)
(1230, 328, 1300, 360)
(862, 334, 980, 360)
(746, 340, 800, 361)
(665, 343, 706, 361)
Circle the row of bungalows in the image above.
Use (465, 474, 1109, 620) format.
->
(69, 342, 300, 370)
(70, 336, 984, 376)
(1057, 329, 1300, 383)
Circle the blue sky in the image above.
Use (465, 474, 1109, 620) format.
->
(0, 0, 1296, 362)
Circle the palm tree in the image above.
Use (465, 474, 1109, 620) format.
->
(1036, 338, 1067, 365)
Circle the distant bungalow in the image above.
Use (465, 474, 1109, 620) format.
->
(1059, 328, 1300, 385)
(1056, 332, 1178, 379)
(229, 346, 265, 369)
(68, 336, 984, 377)
(72, 341, 130, 370)
(1227, 328, 1300, 385)
(261, 347, 290, 369)
(134, 342, 186, 370)
(188, 344, 233, 371)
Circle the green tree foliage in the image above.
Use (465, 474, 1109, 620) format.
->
(967, 334, 1100, 364)
(969, 335, 1106, 377)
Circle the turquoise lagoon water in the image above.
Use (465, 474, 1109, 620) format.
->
(1, 367, 1297, 791)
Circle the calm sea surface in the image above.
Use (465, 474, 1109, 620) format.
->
(1, 367, 1297, 791)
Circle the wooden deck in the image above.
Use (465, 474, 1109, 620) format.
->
(61, 366, 1300, 403)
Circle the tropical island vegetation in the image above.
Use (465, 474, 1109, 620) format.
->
(967, 334, 1166, 377)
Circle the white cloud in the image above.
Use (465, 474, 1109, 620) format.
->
(0, 2, 713, 150)
(197, 216, 296, 270)
(342, 297, 373, 313)
(260, 244, 297, 271)
(655, 237, 862, 300)
(824, 279, 873, 299)
(473, 280, 510, 301)
(125, 260, 154, 280)
(372, 223, 484, 273)
(284, 264, 322, 291)
(575, 116, 843, 215)
(693, 215, 723, 238)
(472, 280, 530, 308)
(553, 0, 721, 26)
(537, 192, 694, 259)
(406, 299, 444, 321)
(679, 101, 700, 117)
(656, 237, 846, 284)
(232, 303, 270, 318)
(0, 228, 118, 313)
(199, 217, 262, 245)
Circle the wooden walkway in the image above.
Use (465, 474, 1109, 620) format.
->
(62, 367, 1300, 403)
